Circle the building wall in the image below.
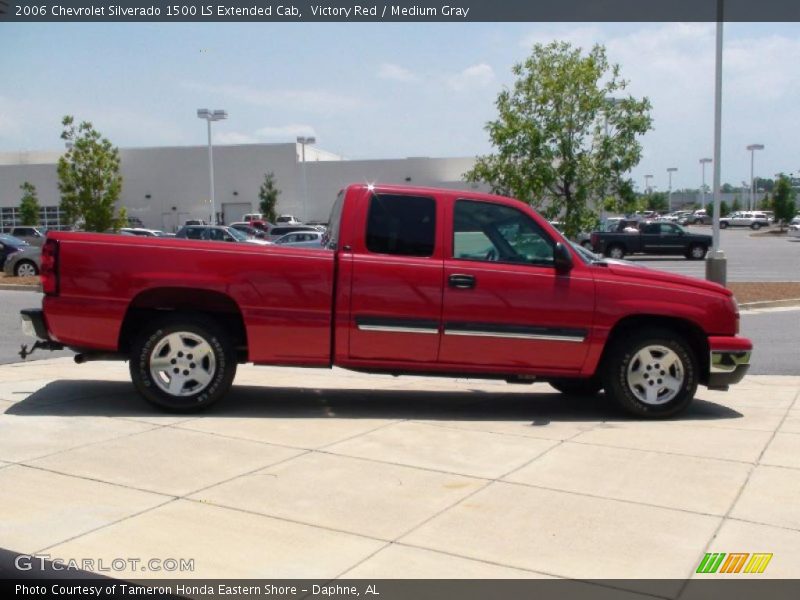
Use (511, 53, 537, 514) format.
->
(0, 143, 481, 231)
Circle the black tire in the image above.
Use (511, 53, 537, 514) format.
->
(549, 378, 603, 396)
(129, 314, 237, 412)
(686, 244, 707, 260)
(581, 240, 593, 250)
(14, 260, 39, 277)
(750, 222, 761, 230)
(601, 327, 698, 418)
(605, 244, 626, 259)
(719, 221, 729, 229)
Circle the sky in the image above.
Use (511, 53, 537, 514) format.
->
(1, 21, 799, 192)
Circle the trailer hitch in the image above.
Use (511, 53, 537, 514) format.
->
(19, 340, 64, 360)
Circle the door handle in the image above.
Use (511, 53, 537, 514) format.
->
(448, 274, 476, 289)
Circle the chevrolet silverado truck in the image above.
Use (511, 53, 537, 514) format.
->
(590, 221, 712, 260)
(20, 184, 751, 418)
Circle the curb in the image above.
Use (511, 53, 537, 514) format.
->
(739, 298, 800, 310)
(0, 284, 40, 292)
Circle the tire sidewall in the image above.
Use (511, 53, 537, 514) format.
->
(130, 317, 235, 411)
(604, 331, 698, 418)
(15, 260, 38, 276)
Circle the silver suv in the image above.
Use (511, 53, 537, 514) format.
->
(719, 211, 770, 230)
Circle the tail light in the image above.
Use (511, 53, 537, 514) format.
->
(41, 239, 59, 295)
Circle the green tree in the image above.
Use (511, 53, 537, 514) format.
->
(772, 175, 797, 230)
(464, 41, 652, 238)
(706, 201, 730, 218)
(731, 196, 742, 212)
(19, 182, 41, 226)
(57, 115, 125, 232)
(646, 192, 668, 212)
(258, 172, 280, 223)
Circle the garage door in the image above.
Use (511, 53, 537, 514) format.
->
(221, 202, 252, 225)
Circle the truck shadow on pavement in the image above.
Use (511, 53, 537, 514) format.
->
(5, 379, 744, 425)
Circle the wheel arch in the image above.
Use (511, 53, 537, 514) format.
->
(118, 287, 248, 359)
(600, 314, 710, 383)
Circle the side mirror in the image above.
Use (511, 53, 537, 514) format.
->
(554, 242, 573, 274)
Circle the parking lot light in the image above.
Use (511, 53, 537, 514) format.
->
(197, 108, 228, 224)
(747, 144, 765, 211)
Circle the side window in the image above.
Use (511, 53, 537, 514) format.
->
(186, 227, 203, 239)
(453, 200, 554, 266)
(366, 193, 436, 257)
(323, 191, 344, 250)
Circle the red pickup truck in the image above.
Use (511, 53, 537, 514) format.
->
(21, 184, 752, 418)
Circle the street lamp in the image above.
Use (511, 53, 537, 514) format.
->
(644, 174, 654, 194)
(699, 158, 712, 210)
(297, 136, 316, 223)
(667, 167, 678, 210)
(197, 109, 228, 224)
(746, 143, 765, 211)
(706, 0, 726, 285)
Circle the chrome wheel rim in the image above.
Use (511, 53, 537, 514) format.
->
(149, 331, 216, 397)
(626, 345, 684, 405)
(609, 247, 624, 259)
(691, 246, 705, 258)
(16, 262, 37, 277)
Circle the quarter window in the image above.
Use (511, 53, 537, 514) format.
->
(453, 200, 554, 266)
(366, 193, 436, 257)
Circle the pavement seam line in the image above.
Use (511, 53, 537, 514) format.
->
(675, 387, 799, 598)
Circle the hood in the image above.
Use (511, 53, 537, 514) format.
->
(602, 261, 731, 296)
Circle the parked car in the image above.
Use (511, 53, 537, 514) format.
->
(20, 183, 751, 420)
(183, 219, 208, 226)
(0, 233, 31, 269)
(3, 244, 41, 277)
(175, 225, 269, 245)
(788, 216, 800, 238)
(242, 213, 263, 223)
(120, 228, 170, 237)
(272, 231, 324, 247)
(275, 214, 302, 225)
(266, 225, 319, 242)
(229, 222, 267, 239)
(591, 221, 711, 259)
(719, 211, 770, 230)
(9, 226, 46, 247)
(681, 209, 710, 225)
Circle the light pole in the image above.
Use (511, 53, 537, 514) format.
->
(297, 136, 316, 223)
(699, 158, 712, 209)
(706, 1, 726, 285)
(746, 143, 765, 211)
(667, 167, 678, 211)
(197, 109, 227, 225)
(644, 174, 653, 194)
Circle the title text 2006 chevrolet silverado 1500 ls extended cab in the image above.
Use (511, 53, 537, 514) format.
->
(21, 184, 751, 418)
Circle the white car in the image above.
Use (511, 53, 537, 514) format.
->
(789, 216, 800, 238)
(275, 214, 302, 225)
(719, 211, 770, 230)
(272, 231, 324, 247)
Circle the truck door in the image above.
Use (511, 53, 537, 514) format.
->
(439, 198, 594, 372)
(347, 191, 444, 363)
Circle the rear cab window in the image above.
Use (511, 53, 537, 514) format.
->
(365, 193, 436, 257)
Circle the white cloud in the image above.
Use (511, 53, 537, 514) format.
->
(255, 124, 316, 140)
(214, 131, 260, 145)
(377, 63, 419, 83)
(182, 81, 364, 113)
(447, 63, 495, 91)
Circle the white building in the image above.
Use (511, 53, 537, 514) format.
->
(0, 142, 481, 232)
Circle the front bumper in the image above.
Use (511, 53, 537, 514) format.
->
(706, 336, 752, 389)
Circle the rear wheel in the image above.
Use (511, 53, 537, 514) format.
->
(601, 328, 698, 418)
(750, 222, 761, 230)
(14, 260, 39, 277)
(719, 221, 729, 229)
(549, 378, 602, 396)
(606, 245, 626, 259)
(129, 314, 237, 411)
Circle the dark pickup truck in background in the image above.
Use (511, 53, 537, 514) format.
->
(591, 221, 712, 260)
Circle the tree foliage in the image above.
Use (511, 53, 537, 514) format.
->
(258, 172, 281, 223)
(57, 116, 125, 231)
(645, 192, 668, 212)
(19, 182, 41, 226)
(772, 175, 797, 230)
(465, 41, 652, 238)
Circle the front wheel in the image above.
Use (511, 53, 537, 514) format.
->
(606, 245, 626, 259)
(14, 260, 39, 277)
(129, 315, 237, 411)
(750, 222, 761, 230)
(719, 221, 729, 229)
(687, 244, 707, 260)
(601, 328, 698, 418)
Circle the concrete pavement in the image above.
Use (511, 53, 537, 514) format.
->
(0, 358, 798, 593)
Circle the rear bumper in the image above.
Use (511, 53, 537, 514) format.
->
(20, 308, 50, 340)
(706, 336, 752, 390)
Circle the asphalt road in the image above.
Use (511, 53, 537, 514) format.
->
(626, 226, 800, 281)
(1, 289, 796, 374)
